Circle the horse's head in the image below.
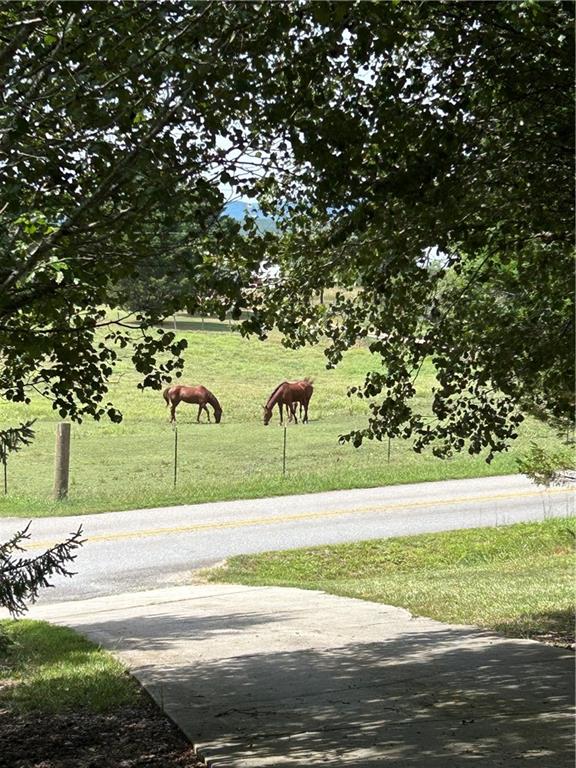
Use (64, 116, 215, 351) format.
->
(262, 405, 272, 426)
(214, 407, 223, 424)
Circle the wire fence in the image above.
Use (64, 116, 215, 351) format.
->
(0, 414, 410, 508)
(0, 412, 561, 511)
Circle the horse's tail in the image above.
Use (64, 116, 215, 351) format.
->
(163, 386, 171, 406)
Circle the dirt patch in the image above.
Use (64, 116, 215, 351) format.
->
(0, 697, 204, 768)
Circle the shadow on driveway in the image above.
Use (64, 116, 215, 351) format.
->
(51, 586, 574, 767)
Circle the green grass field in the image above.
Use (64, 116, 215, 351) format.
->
(0, 619, 139, 712)
(0, 324, 564, 517)
(206, 518, 576, 646)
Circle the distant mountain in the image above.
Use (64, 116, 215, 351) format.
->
(223, 200, 276, 234)
(224, 200, 257, 219)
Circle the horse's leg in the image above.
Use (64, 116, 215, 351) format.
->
(303, 399, 309, 423)
(197, 404, 202, 423)
(289, 401, 297, 424)
(205, 404, 211, 422)
(278, 402, 283, 425)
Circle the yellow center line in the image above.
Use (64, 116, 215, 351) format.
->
(24, 486, 574, 551)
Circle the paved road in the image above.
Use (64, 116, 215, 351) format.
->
(1, 474, 573, 603)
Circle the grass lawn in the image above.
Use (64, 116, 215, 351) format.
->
(206, 518, 576, 646)
(0, 619, 201, 767)
(0, 619, 139, 712)
(0, 326, 565, 517)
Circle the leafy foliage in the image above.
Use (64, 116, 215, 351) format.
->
(0, 3, 269, 425)
(0, 2, 572, 467)
(0, 523, 83, 616)
(0, 420, 35, 465)
(241, 1, 574, 460)
(112, 215, 244, 316)
(517, 442, 576, 487)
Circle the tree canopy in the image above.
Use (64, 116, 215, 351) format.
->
(0, 1, 573, 461)
(0, 1, 271, 423)
(242, 0, 575, 459)
(112, 214, 243, 316)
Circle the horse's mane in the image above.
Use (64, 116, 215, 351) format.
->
(207, 390, 222, 412)
(265, 381, 287, 408)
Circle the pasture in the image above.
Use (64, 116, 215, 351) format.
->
(0, 322, 564, 518)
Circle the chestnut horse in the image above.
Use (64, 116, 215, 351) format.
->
(163, 385, 222, 424)
(263, 379, 313, 425)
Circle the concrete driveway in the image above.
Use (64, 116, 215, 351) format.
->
(24, 584, 575, 767)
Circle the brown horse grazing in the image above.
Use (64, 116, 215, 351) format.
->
(163, 385, 222, 424)
(263, 379, 313, 425)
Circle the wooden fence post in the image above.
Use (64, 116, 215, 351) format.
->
(282, 426, 287, 476)
(53, 422, 71, 500)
